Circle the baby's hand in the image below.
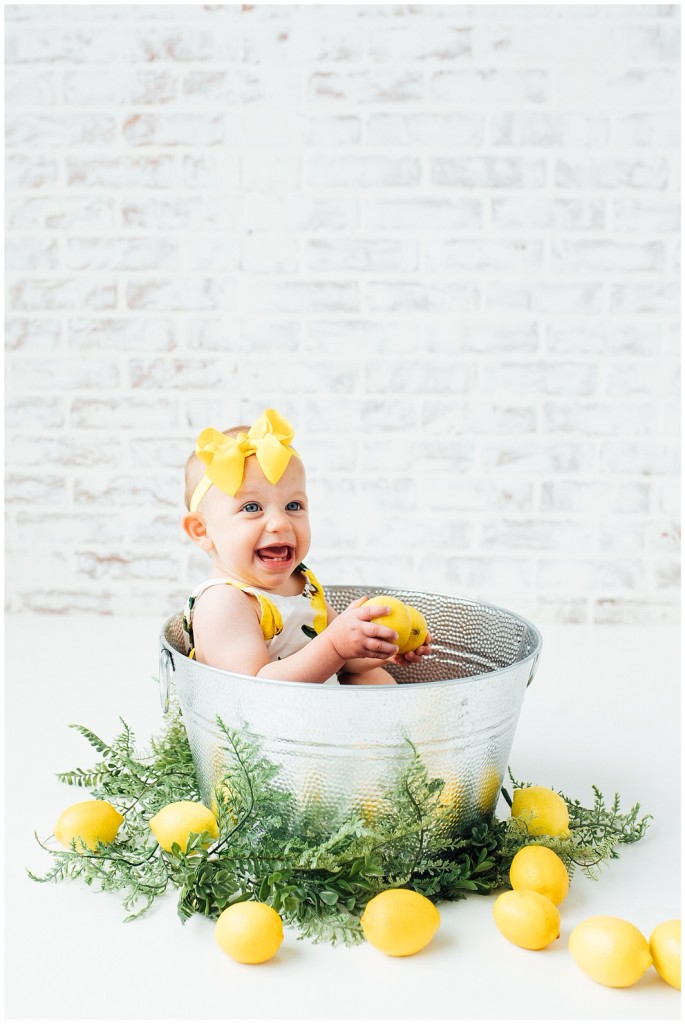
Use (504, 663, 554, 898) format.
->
(391, 632, 433, 668)
(325, 596, 400, 662)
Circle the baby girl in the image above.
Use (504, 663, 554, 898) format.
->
(181, 408, 432, 685)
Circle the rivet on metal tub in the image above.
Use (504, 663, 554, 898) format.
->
(158, 586, 542, 844)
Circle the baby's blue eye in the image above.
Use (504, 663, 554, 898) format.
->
(285, 500, 303, 511)
(242, 502, 261, 513)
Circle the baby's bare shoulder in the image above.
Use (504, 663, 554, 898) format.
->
(191, 584, 265, 666)
(193, 584, 261, 626)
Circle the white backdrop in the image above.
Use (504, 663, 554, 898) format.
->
(4, 3, 681, 625)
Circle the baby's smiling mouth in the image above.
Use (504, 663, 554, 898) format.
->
(256, 545, 294, 566)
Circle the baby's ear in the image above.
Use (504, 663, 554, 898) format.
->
(181, 512, 213, 552)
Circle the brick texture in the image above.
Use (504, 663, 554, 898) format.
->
(4, 3, 681, 625)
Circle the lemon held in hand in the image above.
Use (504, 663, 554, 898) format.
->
(509, 845, 569, 906)
(54, 799, 124, 853)
(215, 901, 284, 964)
(569, 916, 652, 987)
(650, 919, 681, 990)
(492, 890, 561, 950)
(402, 605, 428, 655)
(361, 596, 412, 653)
(511, 786, 571, 838)
(361, 888, 440, 957)
(149, 800, 218, 853)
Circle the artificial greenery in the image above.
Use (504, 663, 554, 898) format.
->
(504, 775, 652, 881)
(30, 700, 652, 946)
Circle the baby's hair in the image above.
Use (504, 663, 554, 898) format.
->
(184, 424, 250, 511)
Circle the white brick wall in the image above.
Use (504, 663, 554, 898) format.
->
(5, 3, 680, 626)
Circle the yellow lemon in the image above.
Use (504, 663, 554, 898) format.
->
(492, 889, 561, 950)
(477, 765, 502, 813)
(361, 888, 440, 957)
(359, 799, 380, 826)
(362, 596, 412, 652)
(650, 919, 681, 990)
(357, 795, 391, 826)
(399, 605, 429, 655)
(215, 901, 284, 964)
(301, 767, 325, 810)
(436, 777, 463, 819)
(54, 799, 124, 853)
(569, 916, 652, 987)
(511, 786, 571, 838)
(149, 800, 218, 853)
(210, 782, 238, 824)
(509, 846, 570, 906)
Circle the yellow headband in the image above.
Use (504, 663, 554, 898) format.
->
(189, 408, 299, 513)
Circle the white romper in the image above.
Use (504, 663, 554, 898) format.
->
(182, 562, 339, 685)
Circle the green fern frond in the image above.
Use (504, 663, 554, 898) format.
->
(31, 706, 652, 945)
(67, 723, 113, 755)
(56, 767, 112, 788)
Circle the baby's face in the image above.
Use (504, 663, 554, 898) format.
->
(201, 455, 311, 590)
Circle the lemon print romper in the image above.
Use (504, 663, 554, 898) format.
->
(182, 562, 338, 685)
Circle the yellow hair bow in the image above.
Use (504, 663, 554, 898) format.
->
(190, 408, 299, 512)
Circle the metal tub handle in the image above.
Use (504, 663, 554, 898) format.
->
(527, 652, 540, 688)
(159, 646, 175, 714)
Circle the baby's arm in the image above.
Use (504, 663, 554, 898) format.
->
(192, 588, 399, 683)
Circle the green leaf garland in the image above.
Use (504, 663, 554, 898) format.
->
(30, 698, 652, 944)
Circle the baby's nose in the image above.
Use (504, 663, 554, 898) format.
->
(266, 508, 289, 532)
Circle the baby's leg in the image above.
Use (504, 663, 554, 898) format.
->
(338, 666, 397, 686)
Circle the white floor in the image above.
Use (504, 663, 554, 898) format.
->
(5, 614, 681, 1021)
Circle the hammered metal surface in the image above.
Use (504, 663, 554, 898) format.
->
(159, 586, 542, 842)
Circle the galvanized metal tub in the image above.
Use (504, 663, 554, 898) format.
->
(159, 585, 542, 840)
